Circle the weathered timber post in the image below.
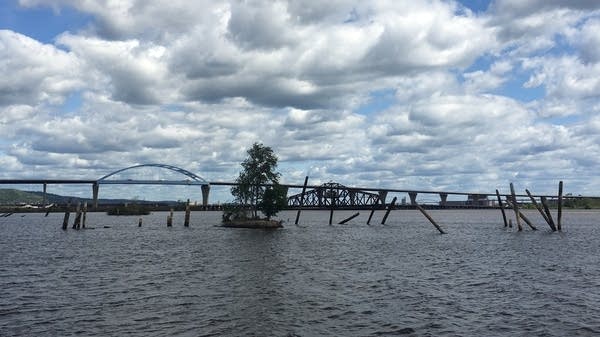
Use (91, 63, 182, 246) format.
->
(167, 209, 173, 227)
(339, 212, 360, 225)
(508, 219, 513, 228)
(415, 204, 446, 234)
(540, 196, 556, 231)
(295, 176, 309, 225)
(92, 182, 99, 209)
(73, 202, 82, 229)
(82, 202, 88, 229)
(62, 200, 71, 230)
(201, 185, 210, 207)
(184, 199, 191, 227)
(496, 189, 508, 227)
(328, 188, 335, 225)
(506, 199, 537, 230)
(381, 197, 397, 225)
(509, 183, 522, 231)
(366, 195, 380, 225)
(138, 217, 143, 227)
(42, 183, 47, 208)
(408, 192, 418, 205)
(526, 189, 555, 231)
(557, 181, 563, 231)
(519, 212, 537, 230)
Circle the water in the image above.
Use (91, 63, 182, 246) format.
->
(1, 209, 600, 336)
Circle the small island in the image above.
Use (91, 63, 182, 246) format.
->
(221, 142, 287, 229)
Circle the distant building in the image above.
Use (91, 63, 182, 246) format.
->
(440, 194, 492, 207)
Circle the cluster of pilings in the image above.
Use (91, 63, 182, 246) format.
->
(294, 176, 446, 234)
(61, 200, 88, 230)
(496, 181, 564, 232)
(59, 200, 194, 229)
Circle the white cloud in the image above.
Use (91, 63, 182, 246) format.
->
(0, 30, 84, 106)
(3, 0, 600, 200)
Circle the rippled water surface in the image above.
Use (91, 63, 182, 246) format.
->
(1, 209, 600, 336)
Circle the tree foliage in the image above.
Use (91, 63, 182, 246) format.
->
(231, 142, 284, 218)
(259, 184, 288, 220)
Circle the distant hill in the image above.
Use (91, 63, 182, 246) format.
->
(0, 188, 177, 206)
(0, 189, 45, 205)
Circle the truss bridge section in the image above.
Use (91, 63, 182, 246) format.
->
(287, 182, 385, 209)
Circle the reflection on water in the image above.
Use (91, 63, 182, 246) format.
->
(1, 210, 600, 336)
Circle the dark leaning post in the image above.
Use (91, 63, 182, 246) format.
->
(415, 204, 446, 234)
(495, 189, 508, 227)
(381, 197, 397, 225)
(557, 181, 563, 231)
(184, 199, 191, 227)
(62, 200, 71, 230)
(294, 176, 309, 225)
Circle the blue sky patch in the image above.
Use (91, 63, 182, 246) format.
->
(356, 89, 397, 115)
(0, 0, 91, 43)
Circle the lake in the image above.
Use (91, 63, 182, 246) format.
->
(1, 209, 599, 336)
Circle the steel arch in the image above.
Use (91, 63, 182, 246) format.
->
(97, 164, 209, 185)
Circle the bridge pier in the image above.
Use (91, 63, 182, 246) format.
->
(408, 192, 418, 205)
(378, 190, 388, 205)
(439, 193, 448, 206)
(92, 182, 99, 209)
(201, 184, 210, 206)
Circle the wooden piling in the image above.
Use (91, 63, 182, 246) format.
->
(366, 195, 380, 225)
(339, 212, 360, 225)
(415, 204, 446, 234)
(138, 217, 143, 227)
(82, 202, 87, 229)
(328, 199, 334, 226)
(167, 209, 173, 227)
(540, 196, 556, 231)
(62, 201, 71, 230)
(557, 181, 563, 231)
(505, 199, 537, 230)
(72, 202, 82, 229)
(295, 176, 308, 225)
(381, 197, 397, 225)
(495, 189, 508, 227)
(328, 186, 337, 225)
(526, 189, 555, 231)
(184, 200, 191, 227)
(509, 183, 522, 231)
(519, 212, 537, 230)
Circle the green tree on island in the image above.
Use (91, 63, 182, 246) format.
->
(230, 142, 287, 220)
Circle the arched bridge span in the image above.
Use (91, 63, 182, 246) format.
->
(97, 163, 209, 185)
(93, 164, 210, 208)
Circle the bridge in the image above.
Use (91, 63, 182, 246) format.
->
(0, 164, 592, 209)
(288, 182, 384, 208)
(0, 164, 210, 208)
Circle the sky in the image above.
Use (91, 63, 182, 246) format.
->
(1, 0, 600, 203)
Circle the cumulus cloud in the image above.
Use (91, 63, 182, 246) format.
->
(2, 0, 600, 200)
(0, 30, 83, 106)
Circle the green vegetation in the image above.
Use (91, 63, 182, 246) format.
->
(0, 189, 44, 204)
(107, 204, 151, 216)
(563, 197, 600, 209)
(229, 142, 287, 221)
